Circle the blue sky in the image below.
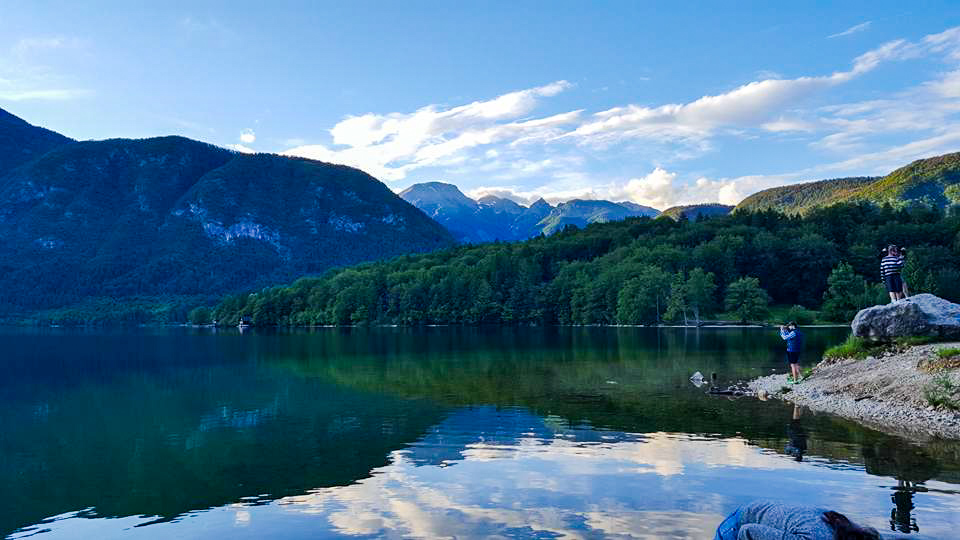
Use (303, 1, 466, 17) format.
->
(2, 1, 960, 209)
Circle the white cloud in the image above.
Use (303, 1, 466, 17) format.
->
(288, 25, 960, 210)
(240, 129, 256, 144)
(466, 167, 749, 209)
(0, 88, 91, 101)
(762, 117, 818, 133)
(828, 21, 872, 39)
(925, 69, 960, 98)
(924, 25, 960, 60)
(13, 37, 69, 56)
(283, 81, 578, 181)
(815, 130, 960, 174)
(609, 168, 796, 208)
(567, 37, 919, 147)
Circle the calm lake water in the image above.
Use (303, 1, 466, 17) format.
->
(2, 327, 959, 539)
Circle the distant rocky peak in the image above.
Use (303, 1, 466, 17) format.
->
(478, 195, 524, 214)
(529, 197, 553, 211)
(399, 182, 476, 210)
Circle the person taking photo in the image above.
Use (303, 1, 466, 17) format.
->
(779, 321, 803, 384)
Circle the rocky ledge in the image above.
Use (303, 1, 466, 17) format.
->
(852, 293, 960, 340)
(749, 343, 960, 440)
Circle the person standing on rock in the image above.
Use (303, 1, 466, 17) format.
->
(881, 245, 909, 302)
(780, 322, 803, 383)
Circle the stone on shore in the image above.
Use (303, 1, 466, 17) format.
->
(852, 293, 960, 340)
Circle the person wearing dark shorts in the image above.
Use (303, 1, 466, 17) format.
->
(780, 322, 802, 384)
(881, 244, 907, 302)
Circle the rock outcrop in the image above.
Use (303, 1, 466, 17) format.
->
(852, 293, 960, 340)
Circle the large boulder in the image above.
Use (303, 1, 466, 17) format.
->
(852, 293, 960, 340)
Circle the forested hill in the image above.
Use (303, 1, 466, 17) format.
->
(0, 112, 454, 318)
(0, 108, 73, 176)
(209, 203, 960, 327)
(660, 203, 733, 220)
(736, 152, 960, 214)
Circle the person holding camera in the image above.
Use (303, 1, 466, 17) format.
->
(880, 245, 909, 303)
(779, 321, 803, 384)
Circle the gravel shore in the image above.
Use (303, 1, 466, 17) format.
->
(748, 343, 960, 440)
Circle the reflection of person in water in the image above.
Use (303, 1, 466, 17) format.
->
(860, 439, 938, 535)
(785, 405, 807, 462)
(890, 480, 920, 534)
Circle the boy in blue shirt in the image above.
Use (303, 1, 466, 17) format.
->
(780, 322, 803, 383)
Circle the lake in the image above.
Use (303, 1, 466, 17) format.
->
(2, 326, 959, 539)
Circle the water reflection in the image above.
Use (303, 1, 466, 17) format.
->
(785, 406, 808, 462)
(12, 406, 960, 539)
(2, 327, 959, 538)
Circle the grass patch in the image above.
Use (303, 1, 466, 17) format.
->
(824, 335, 948, 363)
(801, 366, 814, 379)
(894, 336, 936, 347)
(936, 348, 960, 359)
(920, 347, 960, 371)
(823, 335, 879, 360)
(923, 374, 960, 410)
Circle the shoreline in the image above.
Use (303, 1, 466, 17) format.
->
(14, 321, 853, 329)
(748, 343, 960, 440)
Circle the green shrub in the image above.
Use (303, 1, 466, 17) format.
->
(936, 347, 960, 359)
(188, 306, 213, 325)
(895, 336, 936, 347)
(785, 305, 816, 325)
(923, 375, 960, 410)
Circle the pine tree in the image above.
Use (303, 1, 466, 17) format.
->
(821, 262, 869, 322)
(724, 277, 770, 323)
(664, 272, 688, 325)
(685, 268, 717, 325)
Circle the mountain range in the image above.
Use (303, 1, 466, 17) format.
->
(3, 104, 960, 320)
(399, 182, 659, 243)
(0, 107, 453, 316)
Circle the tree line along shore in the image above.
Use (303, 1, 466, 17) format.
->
(199, 203, 960, 328)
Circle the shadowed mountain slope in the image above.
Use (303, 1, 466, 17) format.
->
(0, 110, 454, 314)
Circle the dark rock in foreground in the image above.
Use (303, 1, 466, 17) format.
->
(852, 293, 960, 340)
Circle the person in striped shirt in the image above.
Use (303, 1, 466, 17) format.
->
(881, 244, 909, 303)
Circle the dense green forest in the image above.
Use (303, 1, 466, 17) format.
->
(208, 203, 960, 326)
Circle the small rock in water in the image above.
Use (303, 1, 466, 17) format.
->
(605, 380, 618, 385)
